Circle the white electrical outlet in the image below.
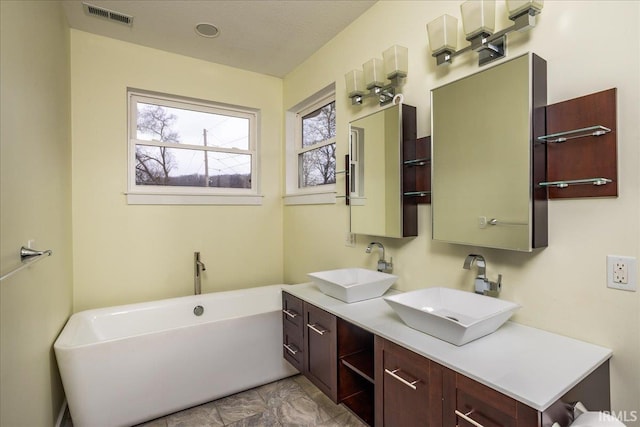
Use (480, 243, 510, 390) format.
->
(607, 255, 637, 291)
(613, 261, 628, 284)
(345, 232, 356, 247)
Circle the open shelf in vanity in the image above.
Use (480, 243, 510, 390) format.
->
(337, 318, 375, 425)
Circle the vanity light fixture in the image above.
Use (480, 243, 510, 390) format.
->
(345, 45, 408, 106)
(427, 0, 543, 67)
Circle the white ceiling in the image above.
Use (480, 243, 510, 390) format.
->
(62, 0, 377, 78)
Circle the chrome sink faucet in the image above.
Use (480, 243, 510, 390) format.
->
(463, 254, 502, 297)
(194, 252, 206, 295)
(366, 242, 393, 273)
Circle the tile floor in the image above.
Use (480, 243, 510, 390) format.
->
(66, 375, 368, 427)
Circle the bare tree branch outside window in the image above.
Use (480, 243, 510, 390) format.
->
(300, 101, 336, 187)
(135, 105, 179, 185)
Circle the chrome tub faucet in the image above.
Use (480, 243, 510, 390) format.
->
(463, 254, 501, 297)
(194, 252, 206, 295)
(366, 242, 393, 273)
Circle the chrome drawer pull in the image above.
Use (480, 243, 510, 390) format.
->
(307, 323, 328, 335)
(384, 368, 419, 390)
(282, 309, 299, 318)
(455, 410, 485, 427)
(283, 343, 299, 355)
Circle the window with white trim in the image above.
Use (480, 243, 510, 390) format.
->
(285, 86, 337, 205)
(127, 90, 260, 205)
(298, 98, 336, 187)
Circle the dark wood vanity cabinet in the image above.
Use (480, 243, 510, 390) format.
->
(282, 292, 339, 401)
(375, 336, 538, 426)
(303, 302, 338, 401)
(282, 292, 609, 427)
(445, 358, 611, 427)
(282, 292, 376, 425)
(375, 337, 444, 426)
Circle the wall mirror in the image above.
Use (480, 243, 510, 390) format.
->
(431, 53, 547, 251)
(349, 103, 417, 238)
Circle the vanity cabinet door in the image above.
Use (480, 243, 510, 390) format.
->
(375, 337, 444, 426)
(443, 370, 540, 427)
(282, 292, 304, 371)
(304, 303, 338, 402)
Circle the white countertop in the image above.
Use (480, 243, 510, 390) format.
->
(283, 283, 612, 412)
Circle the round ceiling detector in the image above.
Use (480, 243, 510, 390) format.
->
(195, 23, 220, 38)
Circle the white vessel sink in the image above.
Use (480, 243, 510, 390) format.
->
(308, 268, 397, 303)
(384, 287, 520, 346)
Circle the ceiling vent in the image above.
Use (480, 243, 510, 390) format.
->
(82, 2, 133, 26)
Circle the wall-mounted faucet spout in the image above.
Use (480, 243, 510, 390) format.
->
(463, 254, 486, 279)
(366, 242, 393, 273)
(194, 252, 206, 295)
(463, 254, 501, 297)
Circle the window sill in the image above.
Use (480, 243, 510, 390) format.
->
(283, 191, 337, 205)
(126, 193, 263, 206)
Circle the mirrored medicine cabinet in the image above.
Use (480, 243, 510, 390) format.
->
(431, 52, 548, 252)
(349, 103, 417, 238)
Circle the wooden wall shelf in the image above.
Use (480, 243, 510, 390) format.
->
(543, 88, 617, 199)
(403, 136, 431, 204)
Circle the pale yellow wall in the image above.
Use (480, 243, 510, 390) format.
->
(284, 0, 640, 421)
(70, 30, 284, 311)
(0, 1, 73, 426)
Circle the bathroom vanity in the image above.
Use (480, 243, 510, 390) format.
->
(282, 284, 612, 427)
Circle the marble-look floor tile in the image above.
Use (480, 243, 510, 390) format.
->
(306, 389, 347, 421)
(69, 375, 367, 427)
(319, 411, 368, 427)
(166, 401, 223, 427)
(225, 407, 281, 427)
(274, 394, 334, 427)
(214, 389, 267, 424)
(257, 377, 307, 407)
(292, 374, 324, 400)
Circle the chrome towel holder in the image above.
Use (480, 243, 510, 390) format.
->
(0, 246, 53, 282)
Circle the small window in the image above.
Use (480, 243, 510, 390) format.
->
(297, 98, 336, 188)
(284, 85, 336, 205)
(127, 90, 260, 205)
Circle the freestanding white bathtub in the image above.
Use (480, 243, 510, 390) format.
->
(54, 284, 298, 427)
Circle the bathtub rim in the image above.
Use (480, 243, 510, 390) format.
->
(54, 283, 292, 350)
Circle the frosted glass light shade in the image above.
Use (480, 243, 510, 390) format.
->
(461, 0, 496, 39)
(427, 14, 458, 55)
(507, 0, 544, 18)
(345, 69, 366, 97)
(383, 45, 408, 79)
(363, 58, 386, 89)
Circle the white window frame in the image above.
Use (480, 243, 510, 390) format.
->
(284, 84, 337, 205)
(126, 89, 261, 205)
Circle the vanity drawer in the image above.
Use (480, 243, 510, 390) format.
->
(283, 319, 303, 371)
(282, 292, 303, 328)
(446, 371, 539, 427)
